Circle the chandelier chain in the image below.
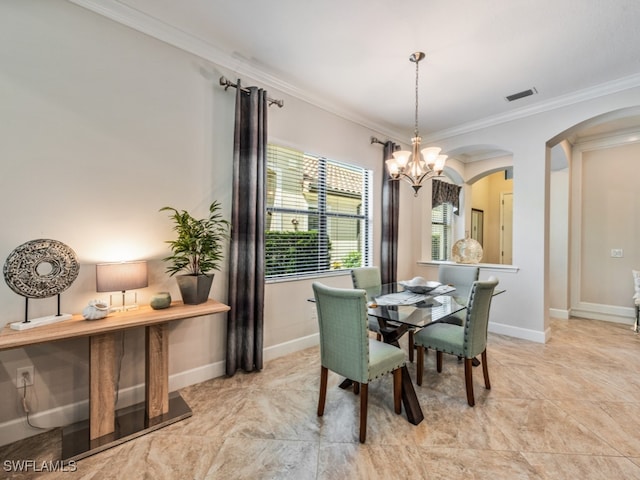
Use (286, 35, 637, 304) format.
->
(414, 58, 420, 138)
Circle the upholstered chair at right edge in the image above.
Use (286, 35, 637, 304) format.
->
(413, 277, 499, 406)
(312, 282, 405, 443)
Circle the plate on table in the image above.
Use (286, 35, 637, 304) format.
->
(398, 277, 441, 294)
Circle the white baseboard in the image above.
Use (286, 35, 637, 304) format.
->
(570, 301, 636, 325)
(0, 333, 320, 447)
(549, 308, 570, 319)
(263, 333, 319, 362)
(570, 309, 635, 325)
(488, 321, 549, 343)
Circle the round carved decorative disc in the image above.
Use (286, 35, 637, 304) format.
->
(3, 239, 80, 299)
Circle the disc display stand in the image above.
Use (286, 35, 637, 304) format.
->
(10, 294, 72, 331)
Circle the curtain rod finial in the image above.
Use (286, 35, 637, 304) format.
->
(219, 76, 231, 90)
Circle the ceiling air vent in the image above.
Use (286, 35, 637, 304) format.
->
(505, 87, 538, 102)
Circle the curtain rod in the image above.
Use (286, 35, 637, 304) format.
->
(219, 76, 284, 108)
(371, 137, 399, 150)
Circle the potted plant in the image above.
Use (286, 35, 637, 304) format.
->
(160, 201, 231, 305)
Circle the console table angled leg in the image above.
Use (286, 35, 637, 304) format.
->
(89, 333, 117, 439)
(146, 323, 169, 419)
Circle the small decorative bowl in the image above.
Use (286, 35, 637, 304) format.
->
(150, 292, 172, 310)
(399, 279, 441, 294)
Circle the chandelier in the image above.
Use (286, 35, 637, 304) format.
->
(385, 52, 447, 196)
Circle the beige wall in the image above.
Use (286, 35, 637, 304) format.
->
(471, 171, 513, 264)
(575, 141, 640, 309)
(0, 0, 230, 441)
(549, 167, 570, 314)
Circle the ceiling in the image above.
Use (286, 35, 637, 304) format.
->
(74, 0, 640, 147)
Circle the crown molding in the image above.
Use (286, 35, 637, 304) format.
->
(67, 0, 403, 141)
(69, 0, 640, 144)
(425, 73, 640, 142)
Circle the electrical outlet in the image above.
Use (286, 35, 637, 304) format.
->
(16, 366, 34, 388)
(610, 249, 623, 258)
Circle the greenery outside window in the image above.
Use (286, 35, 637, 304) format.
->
(266, 144, 372, 279)
(432, 203, 453, 261)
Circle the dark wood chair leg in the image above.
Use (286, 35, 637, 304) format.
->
(408, 329, 414, 362)
(481, 350, 491, 389)
(464, 358, 475, 406)
(416, 345, 424, 386)
(318, 366, 328, 416)
(436, 351, 443, 373)
(393, 368, 402, 414)
(376, 332, 382, 341)
(359, 383, 368, 443)
(353, 381, 360, 395)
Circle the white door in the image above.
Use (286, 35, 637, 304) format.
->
(500, 192, 513, 264)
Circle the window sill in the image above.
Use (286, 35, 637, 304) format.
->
(266, 270, 351, 284)
(417, 260, 520, 273)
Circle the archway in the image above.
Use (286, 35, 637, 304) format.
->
(546, 106, 640, 324)
(443, 145, 514, 265)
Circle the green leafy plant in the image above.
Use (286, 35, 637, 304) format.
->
(265, 230, 330, 277)
(160, 201, 231, 276)
(341, 251, 362, 269)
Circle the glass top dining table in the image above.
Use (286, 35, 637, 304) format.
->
(363, 283, 470, 329)
(308, 281, 503, 426)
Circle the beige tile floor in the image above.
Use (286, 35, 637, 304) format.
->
(3, 318, 640, 479)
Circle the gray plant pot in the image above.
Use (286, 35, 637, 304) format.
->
(176, 274, 214, 305)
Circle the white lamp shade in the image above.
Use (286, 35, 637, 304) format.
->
(392, 150, 411, 169)
(385, 158, 400, 177)
(433, 154, 447, 172)
(421, 146, 442, 165)
(96, 261, 148, 292)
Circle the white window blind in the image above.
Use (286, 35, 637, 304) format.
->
(431, 203, 453, 261)
(266, 144, 371, 279)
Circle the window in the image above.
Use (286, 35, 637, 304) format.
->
(265, 144, 372, 279)
(431, 203, 453, 261)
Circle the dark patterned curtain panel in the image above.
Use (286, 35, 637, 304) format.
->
(380, 141, 399, 285)
(226, 81, 266, 376)
(432, 179, 462, 215)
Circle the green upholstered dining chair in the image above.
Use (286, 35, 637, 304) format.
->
(437, 264, 480, 326)
(312, 282, 405, 443)
(414, 277, 498, 406)
(351, 267, 417, 362)
(350, 267, 383, 341)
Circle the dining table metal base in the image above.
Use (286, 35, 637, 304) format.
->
(338, 365, 423, 425)
(380, 324, 424, 425)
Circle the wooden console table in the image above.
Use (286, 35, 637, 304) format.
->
(0, 299, 230, 461)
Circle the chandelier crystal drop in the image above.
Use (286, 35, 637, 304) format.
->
(385, 52, 447, 196)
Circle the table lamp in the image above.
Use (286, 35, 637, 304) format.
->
(96, 261, 148, 311)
